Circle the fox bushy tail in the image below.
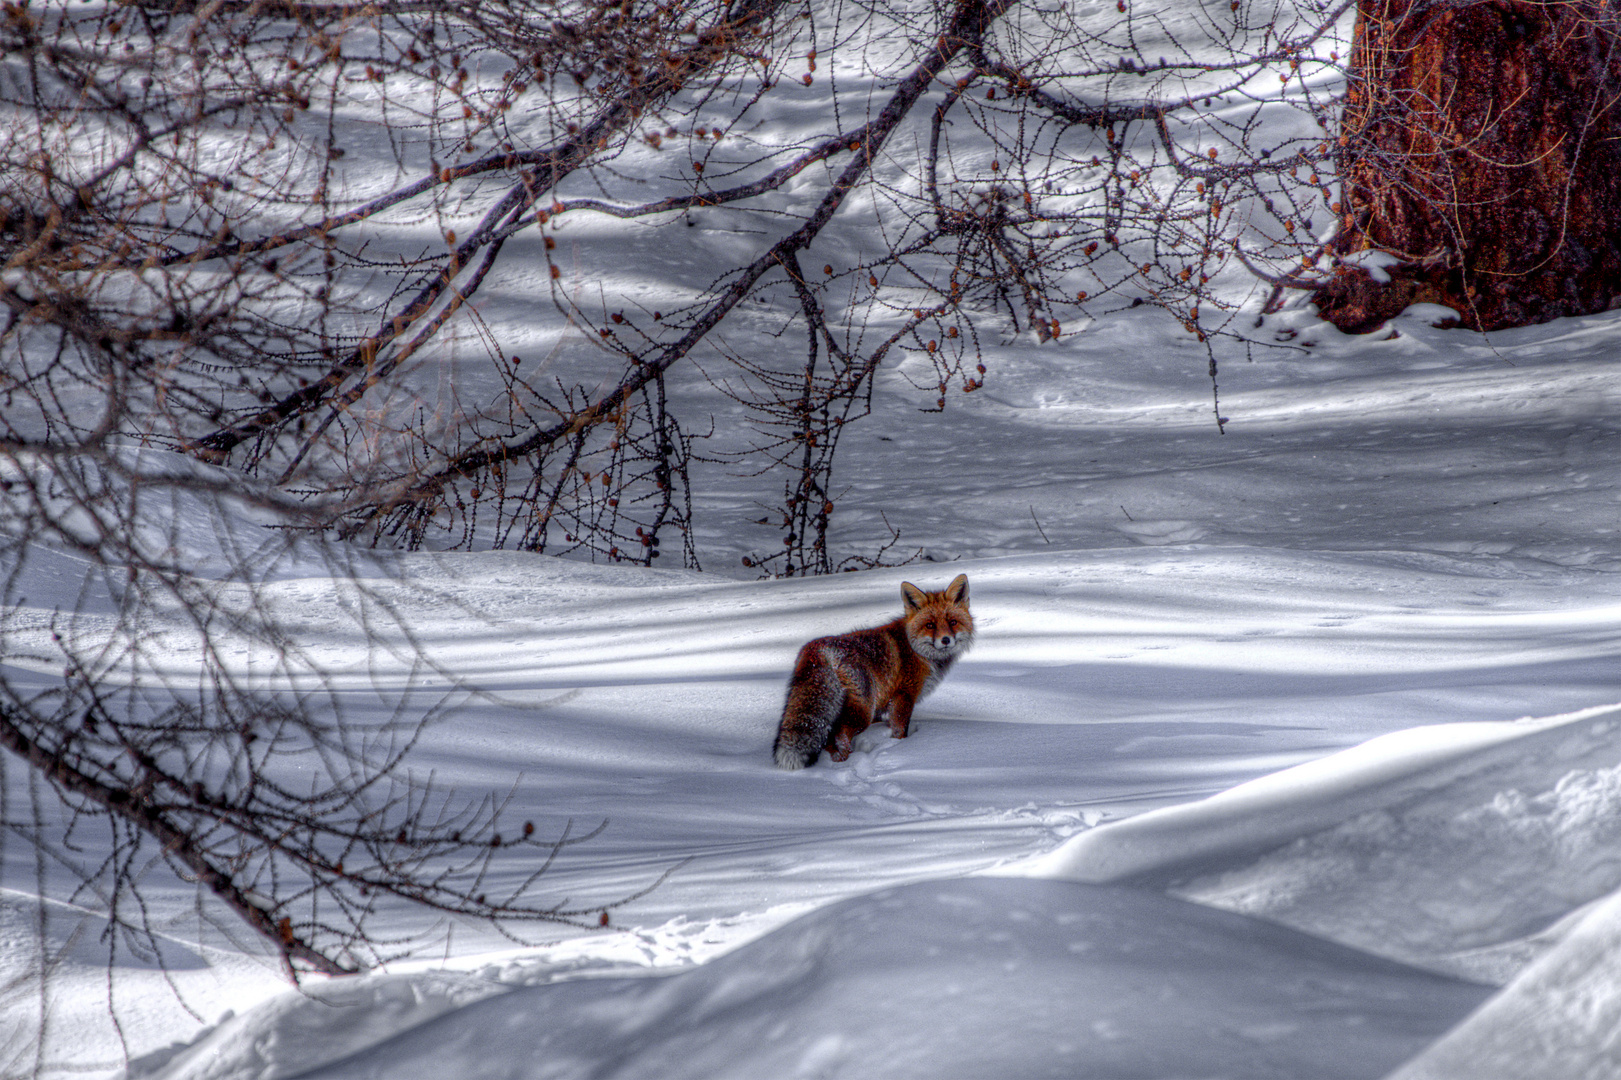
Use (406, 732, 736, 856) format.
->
(773, 658, 842, 770)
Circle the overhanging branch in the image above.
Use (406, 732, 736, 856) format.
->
(351, 0, 1020, 526)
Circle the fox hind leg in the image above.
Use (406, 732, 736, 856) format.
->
(825, 696, 875, 762)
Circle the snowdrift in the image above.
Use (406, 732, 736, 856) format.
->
(124, 700, 1621, 1080)
(146, 879, 1489, 1080)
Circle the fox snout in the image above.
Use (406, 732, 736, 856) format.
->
(912, 625, 969, 659)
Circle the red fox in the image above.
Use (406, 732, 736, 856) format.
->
(773, 573, 972, 770)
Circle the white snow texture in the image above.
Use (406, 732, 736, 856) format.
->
(8, 5, 1621, 1077)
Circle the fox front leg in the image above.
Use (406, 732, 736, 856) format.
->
(886, 693, 916, 739)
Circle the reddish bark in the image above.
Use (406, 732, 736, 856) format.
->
(1313, 0, 1621, 332)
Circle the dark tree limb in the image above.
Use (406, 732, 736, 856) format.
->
(183, 0, 793, 464)
(350, 0, 1020, 528)
(0, 705, 353, 978)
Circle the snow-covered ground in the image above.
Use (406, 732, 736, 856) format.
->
(7, 294, 1621, 1078)
(8, 4, 1621, 1072)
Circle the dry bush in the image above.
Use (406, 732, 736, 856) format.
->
(4, 0, 1354, 577)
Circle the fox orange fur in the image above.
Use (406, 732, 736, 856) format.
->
(773, 574, 973, 770)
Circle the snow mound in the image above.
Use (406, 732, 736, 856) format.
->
(0, 890, 283, 1078)
(1013, 704, 1621, 982)
(1389, 885, 1621, 1080)
(147, 879, 1489, 1080)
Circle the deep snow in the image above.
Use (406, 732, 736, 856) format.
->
(8, 2, 1621, 1073)
(184, 879, 1491, 1080)
(7, 301, 1621, 1077)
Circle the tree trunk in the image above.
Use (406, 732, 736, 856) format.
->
(1313, 0, 1621, 332)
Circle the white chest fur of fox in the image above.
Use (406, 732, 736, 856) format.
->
(773, 574, 973, 770)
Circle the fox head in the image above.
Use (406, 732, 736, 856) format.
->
(901, 573, 973, 662)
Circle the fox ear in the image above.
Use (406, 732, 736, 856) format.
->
(946, 573, 969, 604)
(901, 581, 927, 613)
